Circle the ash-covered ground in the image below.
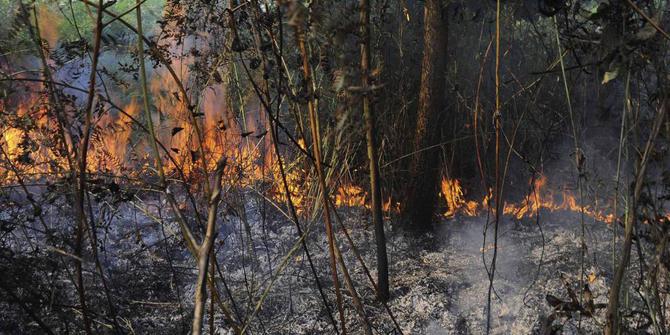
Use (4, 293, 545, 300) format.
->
(213, 207, 653, 335)
(1, 197, 661, 334)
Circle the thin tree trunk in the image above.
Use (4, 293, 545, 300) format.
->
(359, 0, 389, 302)
(401, 0, 448, 231)
(604, 97, 668, 334)
(209, 253, 216, 334)
(73, 1, 105, 332)
(333, 242, 373, 335)
(293, 18, 347, 333)
(134, 2, 239, 332)
(192, 159, 226, 335)
(242, 2, 340, 330)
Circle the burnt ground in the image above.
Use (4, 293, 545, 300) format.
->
(1, 200, 662, 334)
(215, 207, 658, 334)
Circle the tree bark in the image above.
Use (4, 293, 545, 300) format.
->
(401, 0, 448, 231)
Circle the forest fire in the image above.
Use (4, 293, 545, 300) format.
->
(0, 84, 371, 214)
(0, 90, 143, 180)
(0, 106, 654, 225)
(441, 175, 615, 223)
(0, 92, 67, 180)
(441, 178, 478, 217)
(2, 1, 670, 334)
(0, 3, 618, 222)
(0, 102, 645, 224)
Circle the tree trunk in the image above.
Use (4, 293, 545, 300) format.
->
(401, 0, 448, 231)
(359, 0, 390, 301)
(192, 159, 226, 335)
(191, 159, 226, 335)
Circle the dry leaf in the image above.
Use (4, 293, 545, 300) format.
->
(588, 272, 597, 283)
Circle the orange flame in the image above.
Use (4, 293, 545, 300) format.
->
(90, 99, 140, 172)
(441, 178, 478, 217)
(440, 175, 617, 223)
(335, 184, 367, 207)
(0, 93, 64, 181)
